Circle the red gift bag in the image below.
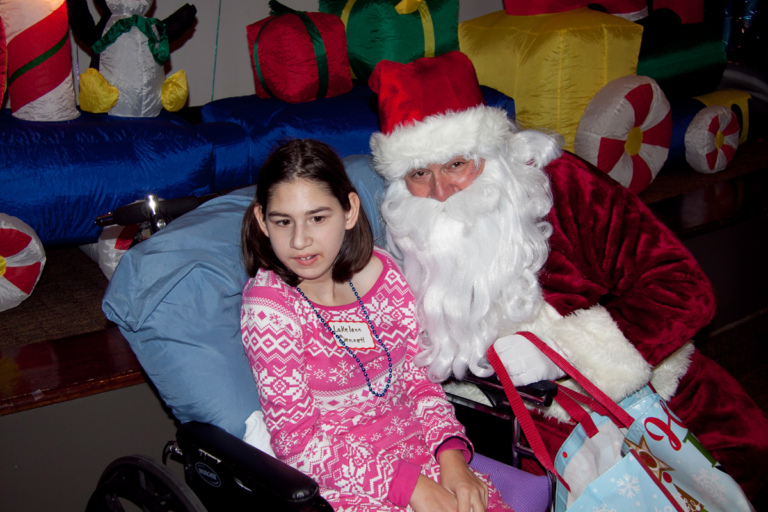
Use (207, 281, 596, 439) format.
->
(246, 1, 352, 104)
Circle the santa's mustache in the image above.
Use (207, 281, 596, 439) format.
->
(383, 166, 504, 246)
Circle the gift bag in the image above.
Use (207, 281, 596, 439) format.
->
(487, 332, 754, 512)
(247, 1, 352, 103)
(319, 0, 459, 81)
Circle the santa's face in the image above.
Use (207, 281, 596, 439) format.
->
(404, 156, 485, 202)
(381, 154, 553, 381)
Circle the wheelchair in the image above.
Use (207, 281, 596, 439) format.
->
(88, 156, 557, 512)
(85, 382, 556, 512)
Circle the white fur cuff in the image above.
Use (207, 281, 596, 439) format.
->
(547, 304, 652, 402)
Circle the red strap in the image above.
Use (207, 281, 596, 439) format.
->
(486, 345, 570, 491)
(557, 384, 617, 423)
(553, 391, 599, 438)
(517, 332, 634, 428)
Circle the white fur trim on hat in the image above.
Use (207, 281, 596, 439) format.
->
(370, 105, 514, 182)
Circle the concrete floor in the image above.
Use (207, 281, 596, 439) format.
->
(0, 383, 182, 512)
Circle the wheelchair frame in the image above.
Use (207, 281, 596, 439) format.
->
(86, 382, 556, 512)
(87, 195, 558, 512)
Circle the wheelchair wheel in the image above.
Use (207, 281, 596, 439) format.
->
(86, 454, 207, 512)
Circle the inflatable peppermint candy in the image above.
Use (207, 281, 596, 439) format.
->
(0, 214, 46, 312)
(684, 105, 740, 174)
(574, 75, 672, 193)
(80, 224, 139, 280)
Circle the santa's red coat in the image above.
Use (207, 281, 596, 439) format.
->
(524, 152, 768, 499)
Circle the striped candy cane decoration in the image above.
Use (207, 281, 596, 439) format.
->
(0, 17, 6, 101)
(1, 0, 79, 121)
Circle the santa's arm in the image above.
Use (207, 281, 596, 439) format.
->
(535, 152, 715, 397)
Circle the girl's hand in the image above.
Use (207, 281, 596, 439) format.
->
(409, 474, 459, 512)
(438, 449, 488, 512)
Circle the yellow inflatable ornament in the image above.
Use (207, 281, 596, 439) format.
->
(459, 8, 643, 151)
(161, 69, 189, 112)
(78, 67, 119, 114)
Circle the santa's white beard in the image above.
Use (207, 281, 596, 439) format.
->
(382, 155, 554, 382)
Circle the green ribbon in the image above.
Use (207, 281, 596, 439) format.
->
(92, 16, 170, 66)
(253, 0, 329, 101)
(8, 32, 68, 87)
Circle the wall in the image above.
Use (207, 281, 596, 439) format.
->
(65, 0, 504, 107)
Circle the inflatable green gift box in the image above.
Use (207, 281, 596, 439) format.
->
(320, 0, 459, 82)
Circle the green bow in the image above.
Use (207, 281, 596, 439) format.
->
(92, 16, 170, 66)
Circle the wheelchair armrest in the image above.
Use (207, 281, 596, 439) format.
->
(516, 381, 558, 407)
(461, 375, 558, 408)
(175, 421, 331, 511)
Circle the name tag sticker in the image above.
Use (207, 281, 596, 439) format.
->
(328, 321, 376, 350)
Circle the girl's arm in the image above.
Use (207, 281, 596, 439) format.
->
(397, 301, 488, 508)
(241, 285, 409, 503)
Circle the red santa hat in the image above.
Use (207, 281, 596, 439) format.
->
(369, 51, 514, 182)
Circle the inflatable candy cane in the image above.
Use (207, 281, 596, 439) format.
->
(0, 214, 46, 312)
(0, 0, 79, 121)
(0, 17, 6, 101)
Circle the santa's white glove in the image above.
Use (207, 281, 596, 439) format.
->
(493, 333, 567, 387)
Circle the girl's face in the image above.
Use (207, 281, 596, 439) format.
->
(256, 179, 359, 287)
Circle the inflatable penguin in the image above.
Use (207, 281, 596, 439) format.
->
(67, 0, 196, 117)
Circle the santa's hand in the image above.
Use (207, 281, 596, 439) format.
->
(493, 333, 566, 386)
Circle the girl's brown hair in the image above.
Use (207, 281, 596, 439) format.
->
(241, 139, 374, 286)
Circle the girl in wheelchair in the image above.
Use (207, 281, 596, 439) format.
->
(240, 139, 514, 512)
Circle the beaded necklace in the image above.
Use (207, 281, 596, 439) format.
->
(296, 280, 393, 397)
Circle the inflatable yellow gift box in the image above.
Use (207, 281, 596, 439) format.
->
(459, 8, 643, 151)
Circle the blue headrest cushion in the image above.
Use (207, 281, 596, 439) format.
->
(103, 155, 385, 438)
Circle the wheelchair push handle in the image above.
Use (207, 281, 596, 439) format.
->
(96, 195, 203, 229)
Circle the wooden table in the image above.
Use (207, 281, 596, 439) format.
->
(0, 327, 144, 415)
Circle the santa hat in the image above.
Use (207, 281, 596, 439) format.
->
(369, 51, 514, 182)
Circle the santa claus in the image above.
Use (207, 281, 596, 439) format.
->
(368, 50, 768, 501)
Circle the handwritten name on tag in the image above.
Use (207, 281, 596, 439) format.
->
(328, 321, 376, 350)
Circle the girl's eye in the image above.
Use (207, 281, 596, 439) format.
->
(274, 219, 290, 226)
(311, 216, 326, 223)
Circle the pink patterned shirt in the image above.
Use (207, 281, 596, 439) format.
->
(241, 248, 471, 509)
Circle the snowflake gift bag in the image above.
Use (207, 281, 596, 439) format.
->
(553, 385, 753, 512)
(486, 334, 754, 512)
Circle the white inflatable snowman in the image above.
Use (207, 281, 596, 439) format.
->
(75, 0, 196, 117)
